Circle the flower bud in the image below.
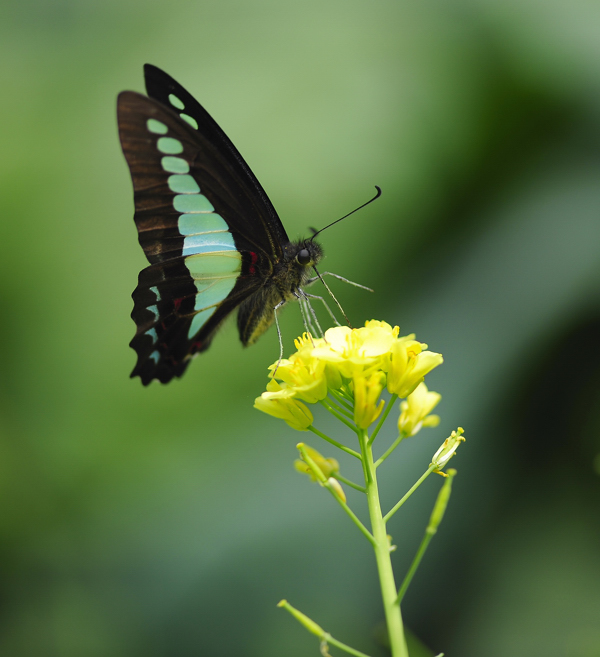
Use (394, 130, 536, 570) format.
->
(430, 428, 465, 472)
(353, 371, 386, 429)
(294, 445, 339, 481)
(327, 477, 346, 503)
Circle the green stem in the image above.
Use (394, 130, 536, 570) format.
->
(396, 531, 434, 607)
(395, 470, 456, 605)
(324, 479, 375, 546)
(335, 473, 366, 493)
(326, 396, 355, 420)
(374, 432, 406, 468)
(320, 399, 359, 434)
(383, 464, 437, 525)
(298, 443, 375, 546)
(325, 634, 372, 657)
(277, 599, 372, 657)
(336, 385, 355, 403)
(368, 394, 398, 446)
(308, 426, 361, 460)
(359, 429, 408, 657)
(330, 389, 355, 413)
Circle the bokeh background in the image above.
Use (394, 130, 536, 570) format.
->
(1, 0, 599, 655)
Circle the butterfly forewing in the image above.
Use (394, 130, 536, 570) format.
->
(118, 75, 283, 384)
(142, 64, 289, 258)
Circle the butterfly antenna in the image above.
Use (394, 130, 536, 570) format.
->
(312, 265, 352, 328)
(310, 186, 381, 242)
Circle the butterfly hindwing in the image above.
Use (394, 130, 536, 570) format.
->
(129, 257, 261, 384)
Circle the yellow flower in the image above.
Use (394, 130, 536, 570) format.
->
(269, 349, 328, 403)
(255, 320, 444, 434)
(385, 337, 443, 398)
(353, 371, 386, 429)
(254, 380, 313, 430)
(398, 383, 441, 436)
(311, 322, 398, 379)
(294, 445, 339, 480)
(431, 428, 465, 472)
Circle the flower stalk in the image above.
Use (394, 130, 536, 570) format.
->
(254, 321, 463, 657)
(395, 469, 456, 605)
(359, 428, 409, 657)
(297, 442, 375, 545)
(277, 600, 373, 657)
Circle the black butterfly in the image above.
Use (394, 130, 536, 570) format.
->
(117, 65, 325, 385)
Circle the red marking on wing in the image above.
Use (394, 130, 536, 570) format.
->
(173, 297, 183, 312)
(249, 251, 259, 275)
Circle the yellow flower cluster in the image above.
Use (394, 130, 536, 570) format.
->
(254, 320, 443, 431)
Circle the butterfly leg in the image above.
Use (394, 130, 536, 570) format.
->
(297, 290, 324, 338)
(305, 271, 374, 292)
(302, 291, 342, 328)
(271, 300, 287, 377)
(306, 266, 353, 328)
(296, 294, 318, 340)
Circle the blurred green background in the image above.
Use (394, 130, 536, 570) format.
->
(1, 0, 599, 655)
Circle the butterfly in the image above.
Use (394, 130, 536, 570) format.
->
(117, 65, 328, 385)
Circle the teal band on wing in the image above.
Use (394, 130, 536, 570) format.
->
(180, 113, 199, 130)
(193, 277, 237, 311)
(184, 251, 242, 278)
(149, 350, 160, 364)
(157, 137, 184, 154)
(149, 286, 160, 300)
(147, 304, 159, 319)
(146, 119, 168, 134)
(161, 157, 189, 174)
(178, 213, 228, 236)
(168, 174, 200, 194)
(187, 307, 215, 339)
(168, 94, 185, 110)
(173, 194, 214, 213)
(146, 327, 158, 343)
(182, 233, 236, 256)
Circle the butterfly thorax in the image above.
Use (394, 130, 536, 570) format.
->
(237, 239, 323, 345)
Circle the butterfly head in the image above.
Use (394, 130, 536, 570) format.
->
(295, 240, 323, 268)
(278, 239, 323, 293)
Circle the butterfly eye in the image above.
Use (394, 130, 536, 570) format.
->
(297, 248, 311, 266)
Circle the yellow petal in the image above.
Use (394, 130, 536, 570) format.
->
(398, 383, 442, 436)
(254, 392, 313, 430)
(353, 371, 386, 429)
